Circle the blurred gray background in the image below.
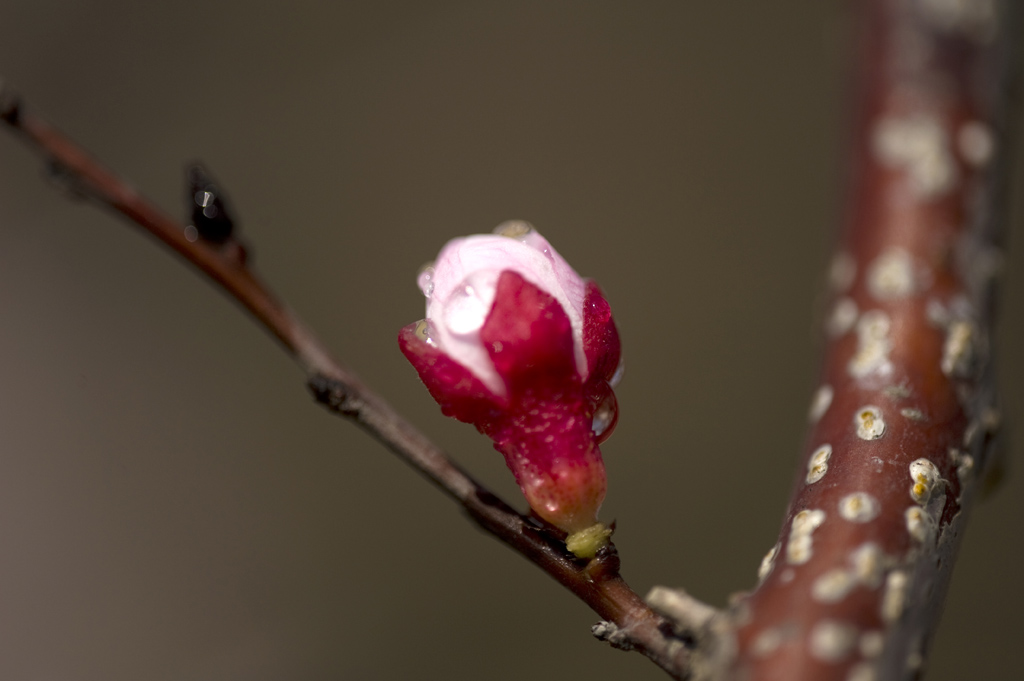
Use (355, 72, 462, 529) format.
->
(1, 2, 1021, 679)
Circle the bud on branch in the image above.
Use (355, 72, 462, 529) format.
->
(399, 222, 622, 556)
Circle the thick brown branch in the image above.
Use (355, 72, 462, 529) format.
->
(722, 2, 1013, 680)
(0, 84, 694, 678)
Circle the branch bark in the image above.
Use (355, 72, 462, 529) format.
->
(697, 1, 1013, 679)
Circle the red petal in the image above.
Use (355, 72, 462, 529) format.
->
(398, 323, 506, 423)
(582, 280, 621, 383)
(480, 270, 577, 392)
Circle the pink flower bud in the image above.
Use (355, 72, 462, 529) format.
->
(399, 222, 621, 555)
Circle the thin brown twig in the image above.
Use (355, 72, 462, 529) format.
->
(0, 85, 695, 678)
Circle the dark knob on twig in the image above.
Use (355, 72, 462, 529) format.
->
(186, 164, 236, 243)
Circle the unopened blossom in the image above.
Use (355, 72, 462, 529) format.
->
(398, 221, 622, 558)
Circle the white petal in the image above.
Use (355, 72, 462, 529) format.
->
(422, 229, 587, 395)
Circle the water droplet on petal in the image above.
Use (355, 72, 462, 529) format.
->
(492, 220, 534, 240)
(414, 319, 437, 346)
(417, 262, 436, 298)
(592, 389, 619, 443)
(609, 356, 625, 388)
(445, 284, 490, 335)
(443, 272, 498, 336)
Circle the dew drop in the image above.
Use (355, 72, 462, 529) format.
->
(592, 389, 619, 443)
(492, 220, 534, 239)
(609, 357, 625, 388)
(444, 283, 490, 335)
(413, 319, 436, 346)
(442, 272, 498, 336)
(417, 262, 436, 298)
